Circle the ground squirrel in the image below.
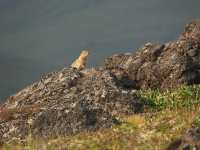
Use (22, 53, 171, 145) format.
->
(71, 50, 90, 70)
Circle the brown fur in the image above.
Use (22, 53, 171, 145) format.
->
(71, 50, 90, 70)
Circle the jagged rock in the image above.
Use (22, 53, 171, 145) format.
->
(0, 20, 200, 145)
(167, 128, 200, 150)
(105, 20, 200, 90)
(0, 68, 142, 143)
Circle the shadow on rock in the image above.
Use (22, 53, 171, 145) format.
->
(167, 128, 200, 150)
(105, 20, 200, 90)
(0, 68, 142, 143)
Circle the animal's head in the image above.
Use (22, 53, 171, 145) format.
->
(80, 50, 90, 58)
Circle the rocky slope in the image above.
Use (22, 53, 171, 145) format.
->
(0, 68, 142, 143)
(105, 20, 200, 90)
(0, 20, 200, 147)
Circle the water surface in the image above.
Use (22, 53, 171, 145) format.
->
(0, 0, 200, 100)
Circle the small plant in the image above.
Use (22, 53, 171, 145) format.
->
(1, 85, 200, 149)
(156, 122, 172, 133)
(113, 122, 137, 133)
(192, 116, 200, 127)
(138, 85, 200, 111)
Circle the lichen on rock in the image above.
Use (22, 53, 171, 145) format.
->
(0, 20, 200, 146)
(0, 67, 142, 143)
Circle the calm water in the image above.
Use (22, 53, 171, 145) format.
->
(0, 0, 200, 101)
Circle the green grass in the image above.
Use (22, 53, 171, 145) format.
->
(139, 85, 200, 111)
(2, 85, 200, 150)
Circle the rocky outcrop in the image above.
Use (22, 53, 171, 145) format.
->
(0, 20, 200, 144)
(167, 128, 200, 150)
(105, 20, 200, 90)
(0, 68, 142, 143)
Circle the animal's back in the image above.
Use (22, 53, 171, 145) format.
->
(71, 50, 89, 70)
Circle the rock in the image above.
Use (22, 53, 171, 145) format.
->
(167, 128, 200, 150)
(105, 20, 200, 90)
(1, 20, 200, 144)
(0, 68, 142, 143)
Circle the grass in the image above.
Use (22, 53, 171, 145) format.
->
(139, 85, 200, 111)
(1, 85, 200, 150)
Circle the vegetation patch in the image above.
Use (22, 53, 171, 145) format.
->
(139, 85, 200, 111)
(2, 85, 200, 149)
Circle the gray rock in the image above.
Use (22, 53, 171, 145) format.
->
(1, 20, 200, 145)
(105, 20, 200, 90)
(0, 68, 142, 143)
(167, 128, 200, 150)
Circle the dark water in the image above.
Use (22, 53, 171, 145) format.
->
(0, 0, 200, 101)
